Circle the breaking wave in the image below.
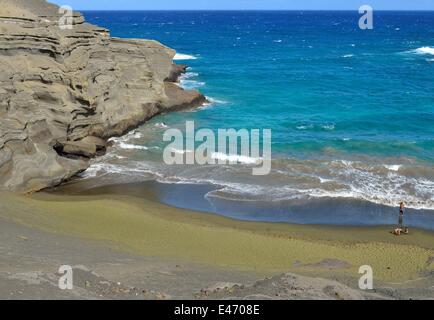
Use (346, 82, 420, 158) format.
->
(413, 47, 434, 56)
(80, 145, 434, 210)
(211, 152, 262, 164)
(174, 53, 198, 60)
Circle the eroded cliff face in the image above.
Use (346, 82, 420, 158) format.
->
(0, 0, 205, 193)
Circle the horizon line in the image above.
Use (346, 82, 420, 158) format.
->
(76, 9, 434, 12)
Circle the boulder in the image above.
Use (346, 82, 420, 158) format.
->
(60, 141, 98, 158)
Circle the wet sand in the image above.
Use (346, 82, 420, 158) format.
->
(0, 180, 433, 300)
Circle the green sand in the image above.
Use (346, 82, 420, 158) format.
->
(1, 191, 433, 285)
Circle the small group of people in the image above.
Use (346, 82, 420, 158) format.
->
(393, 202, 409, 236)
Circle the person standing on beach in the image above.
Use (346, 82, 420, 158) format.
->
(398, 202, 408, 234)
(398, 202, 405, 229)
(393, 202, 409, 235)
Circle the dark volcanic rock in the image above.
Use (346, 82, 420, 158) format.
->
(166, 64, 188, 82)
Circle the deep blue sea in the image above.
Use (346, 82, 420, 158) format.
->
(79, 11, 434, 228)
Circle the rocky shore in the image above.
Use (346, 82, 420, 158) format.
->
(0, 0, 206, 193)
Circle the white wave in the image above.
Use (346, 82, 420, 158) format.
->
(203, 167, 434, 210)
(205, 96, 228, 105)
(180, 72, 199, 79)
(342, 54, 354, 58)
(273, 39, 282, 43)
(118, 142, 148, 150)
(108, 131, 143, 143)
(411, 47, 434, 56)
(80, 158, 166, 180)
(211, 152, 261, 165)
(171, 148, 193, 154)
(189, 96, 228, 112)
(83, 164, 146, 178)
(332, 159, 353, 167)
(318, 177, 333, 183)
(295, 124, 335, 131)
(174, 53, 197, 60)
(77, 138, 434, 211)
(132, 132, 143, 139)
(322, 124, 335, 130)
(384, 165, 402, 172)
(180, 79, 205, 89)
(79, 160, 135, 179)
(154, 122, 168, 129)
(176, 71, 206, 90)
(296, 124, 313, 130)
(80, 162, 135, 178)
(202, 177, 434, 210)
(231, 179, 431, 210)
(79, 156, 434, 210)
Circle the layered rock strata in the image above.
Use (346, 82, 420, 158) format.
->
(0, 0, 206, 192)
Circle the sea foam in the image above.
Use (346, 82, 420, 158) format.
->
(118, 142, 148, 150)
(174, 53, 197, 60)
(179, 72, 205, 89)
(413, 47, 434, 56)
(384, 165, 402, 172)
(206, 97, 228, 105)
(211, 152, 261, 165)
(154, 122, 169, 129)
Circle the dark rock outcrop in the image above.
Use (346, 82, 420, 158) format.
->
(0, 0, 206, 193)
(166, 64, 188, 82)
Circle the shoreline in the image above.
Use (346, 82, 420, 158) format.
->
(49, 177, 434, 232)
(1, 182, 434, 299)
(2, 185, 434, 287)
(1, 2, 433, 300)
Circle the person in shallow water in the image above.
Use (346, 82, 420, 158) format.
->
(393, 202, 409, 235)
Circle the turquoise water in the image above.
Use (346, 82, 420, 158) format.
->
(81, 11, 434, 218)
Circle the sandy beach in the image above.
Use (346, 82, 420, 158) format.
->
(1, 185, 433, 299)
(1, 0, 433, 303)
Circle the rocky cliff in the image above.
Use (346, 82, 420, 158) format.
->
(0, 0, 206, 193)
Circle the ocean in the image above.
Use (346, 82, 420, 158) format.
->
(77, 11, 434, 229)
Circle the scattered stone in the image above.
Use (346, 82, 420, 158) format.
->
(199, 273, 387, 300)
